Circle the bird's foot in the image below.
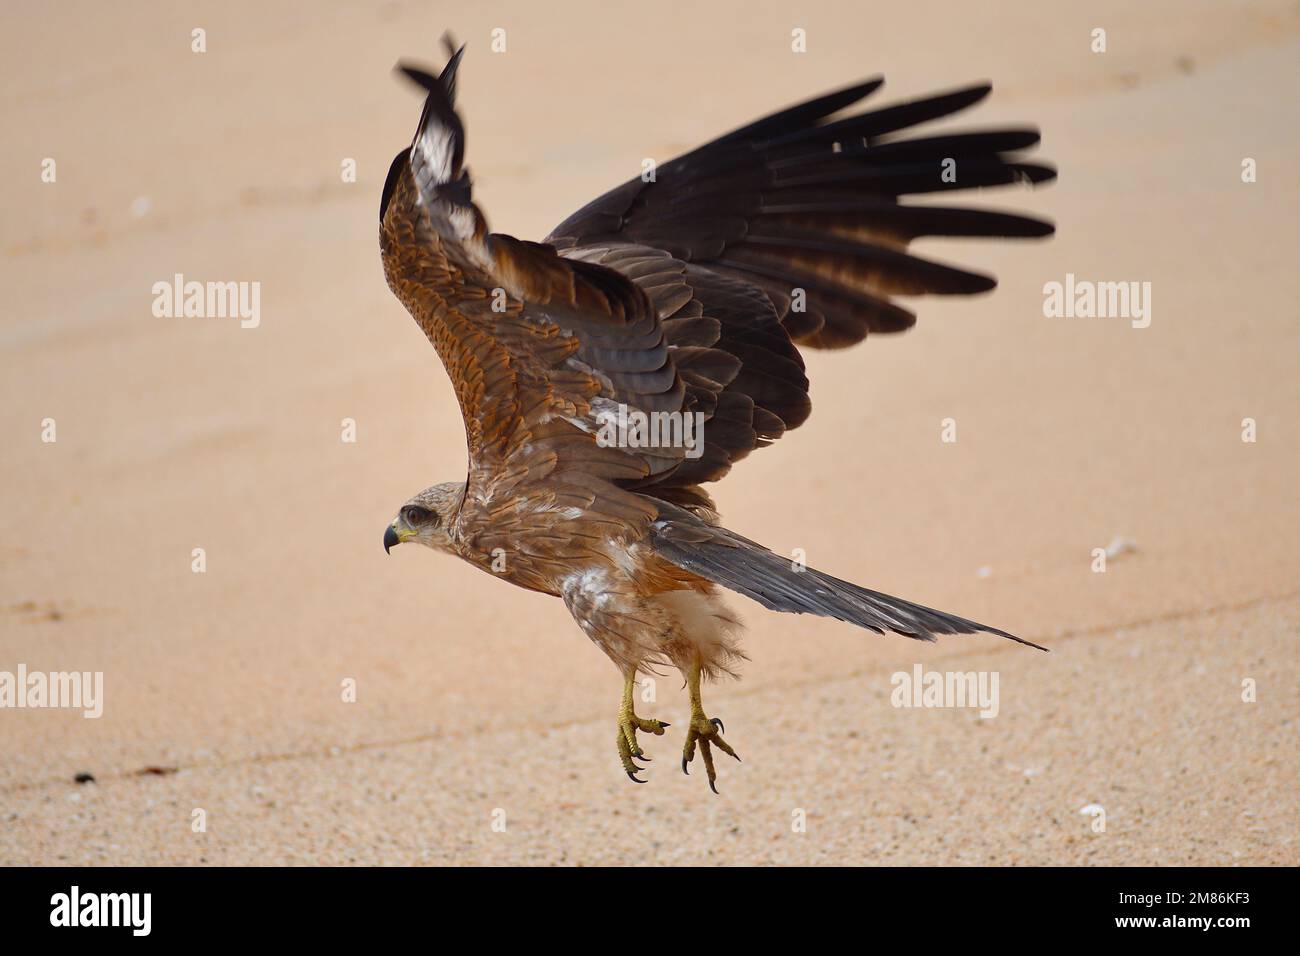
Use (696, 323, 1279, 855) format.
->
(681, 713, 740, 794)
(616, 711, 669, 784)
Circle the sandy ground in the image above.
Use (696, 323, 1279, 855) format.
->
(1, 1, 1297, 866)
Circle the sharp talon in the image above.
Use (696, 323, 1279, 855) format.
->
(627, 771, 647, 784)
(659, 722, 671, 728)
(638, 753, 652, 762)
(709, 779, 719, 795)
(681, 757, 689, 775)
(711, 717, 725, 734)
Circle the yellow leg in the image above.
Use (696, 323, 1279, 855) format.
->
(681, 657, 740, 793)
(615, 673, 669, 783)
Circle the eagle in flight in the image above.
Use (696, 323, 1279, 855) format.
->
(380, 39, 1053, 792)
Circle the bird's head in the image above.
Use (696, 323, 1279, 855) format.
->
(384, 481, 464, 555)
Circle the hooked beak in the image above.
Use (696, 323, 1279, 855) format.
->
(383, 524, 402, 554)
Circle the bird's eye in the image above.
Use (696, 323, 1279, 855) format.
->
(403, 505, 434, 526)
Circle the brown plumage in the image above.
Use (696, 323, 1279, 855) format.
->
(379, 40, 1053, 790)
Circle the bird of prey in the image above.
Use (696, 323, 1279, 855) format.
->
(380, 40, 1053, 792)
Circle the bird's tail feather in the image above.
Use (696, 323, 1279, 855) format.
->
(650, 514, 1046, 651)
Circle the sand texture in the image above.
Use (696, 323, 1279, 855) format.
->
(1, 1, 1297, 865)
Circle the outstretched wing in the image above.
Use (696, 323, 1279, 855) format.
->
(546, 77, 1055, 488)
(381, 48, 1055, 545)
(381, 48, 734, 557)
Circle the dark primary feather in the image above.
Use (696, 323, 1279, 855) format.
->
(546, 75, 1055, 490)
(381, 43, 467, 224)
